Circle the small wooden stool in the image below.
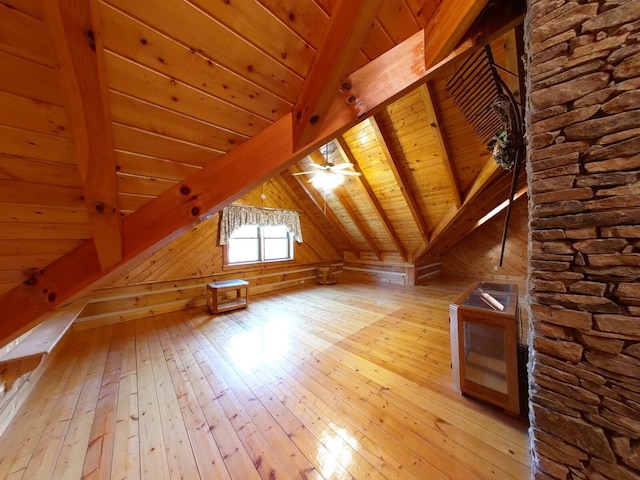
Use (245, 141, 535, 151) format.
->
(315, 266, 337, 285)
(206, 280, 249, 314)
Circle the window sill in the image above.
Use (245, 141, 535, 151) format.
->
(222, 259, 295, 272)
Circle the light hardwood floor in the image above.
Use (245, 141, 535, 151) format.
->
(0, 280, 530, 479)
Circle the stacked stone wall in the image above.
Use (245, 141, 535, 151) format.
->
(527, 0, 640, 478)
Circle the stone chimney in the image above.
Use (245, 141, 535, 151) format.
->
(527, 1, 640, 479)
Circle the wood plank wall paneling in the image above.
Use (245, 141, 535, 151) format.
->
(75, 178, 344, 328)
(343, 251, 414, 286)
(439, 195, 528, 285)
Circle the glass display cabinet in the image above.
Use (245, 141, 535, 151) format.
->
(449, 281, 520, 416)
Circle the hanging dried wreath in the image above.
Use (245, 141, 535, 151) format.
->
(489, 128, 516, 171)
(488, 94, 518, 171)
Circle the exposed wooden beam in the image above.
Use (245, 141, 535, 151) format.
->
(429, 171, 527, 258)
(43, 0, 122, 271)
(503, 26, 526, 106)
(410, 241, 428, 264)
(415, 157, 506, 261)
(431, 158, 502, 241)
(281, 168, 360, 256)
(332, 0, 524, 128)
(292, 0, 381, 150)
(463, 157, 503, 204)
(331, 187, 382, 262)
(418, 82, 462, 208)
(273, 175, 344, 260)
(309, 151, 382, 261)
(369, 115, 430, 245)
(476, 185, 528, 230)
(336, 136, 408, 262)
(423, 0, 489, 68)
(0, 6, 525, 346)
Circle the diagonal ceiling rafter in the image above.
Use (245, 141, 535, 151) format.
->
(292, 0, 382, 150)
(370, 115, 430, 247)
(282, 168, 360, 256)
(416, 157, 505, 261)
(308, 150, 382, 261)
(272, 175, 344, 260)
(428, 171, 527, 259)
(336, 136, 408, 262)
(44, 0, 122, 271)
(419, 82, 462, 208)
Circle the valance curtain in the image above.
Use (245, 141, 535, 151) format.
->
(219, 204, 303, 245)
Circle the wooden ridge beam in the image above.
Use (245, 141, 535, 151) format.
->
(281, 168, 359, 255)
(0, 5, 524, 346)
(336, 136, 408, 262)
(292, 0, 381, 150)
(43, 0, 122, 271)
(419, 83, 462, 208)
(370, 115, 430, 245)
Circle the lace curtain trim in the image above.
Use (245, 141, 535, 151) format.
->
(219, 204, 303, 245)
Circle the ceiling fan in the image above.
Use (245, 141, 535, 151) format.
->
(292, 142, 361, 189)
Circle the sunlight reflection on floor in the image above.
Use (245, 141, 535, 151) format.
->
(317, 423, 357, 478)
(227, 315, 290, 371)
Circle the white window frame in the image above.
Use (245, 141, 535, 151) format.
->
(225, 224, 294, 266)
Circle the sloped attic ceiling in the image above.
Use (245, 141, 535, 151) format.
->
(0, 0, 525, 345)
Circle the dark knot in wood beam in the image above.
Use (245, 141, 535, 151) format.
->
(85, 29, 96, 52)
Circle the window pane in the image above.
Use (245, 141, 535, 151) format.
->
(228, 239, 259, 263)
(264, 238, 290, 260)
(263, 225, 288, 238)
(231, 224, 258, 238)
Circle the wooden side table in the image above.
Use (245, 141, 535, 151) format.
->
(206, 280, 249, 314)
(315, 266, 337, 285)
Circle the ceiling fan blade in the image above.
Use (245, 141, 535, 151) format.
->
(292, 170, 317, 176)
(338, 171, 362, 176)
(332, 163, 354, 170)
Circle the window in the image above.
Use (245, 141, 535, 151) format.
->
(219, 205, 302, 266)
(227, 224, 293, 265)
(227, 225, 259, 264)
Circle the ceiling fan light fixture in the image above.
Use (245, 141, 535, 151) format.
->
(310, 170, 344, 190)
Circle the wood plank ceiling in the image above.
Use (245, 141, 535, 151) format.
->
(0, 0, 525, 343)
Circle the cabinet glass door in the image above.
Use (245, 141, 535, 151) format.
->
(462, 321, 507, 394)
